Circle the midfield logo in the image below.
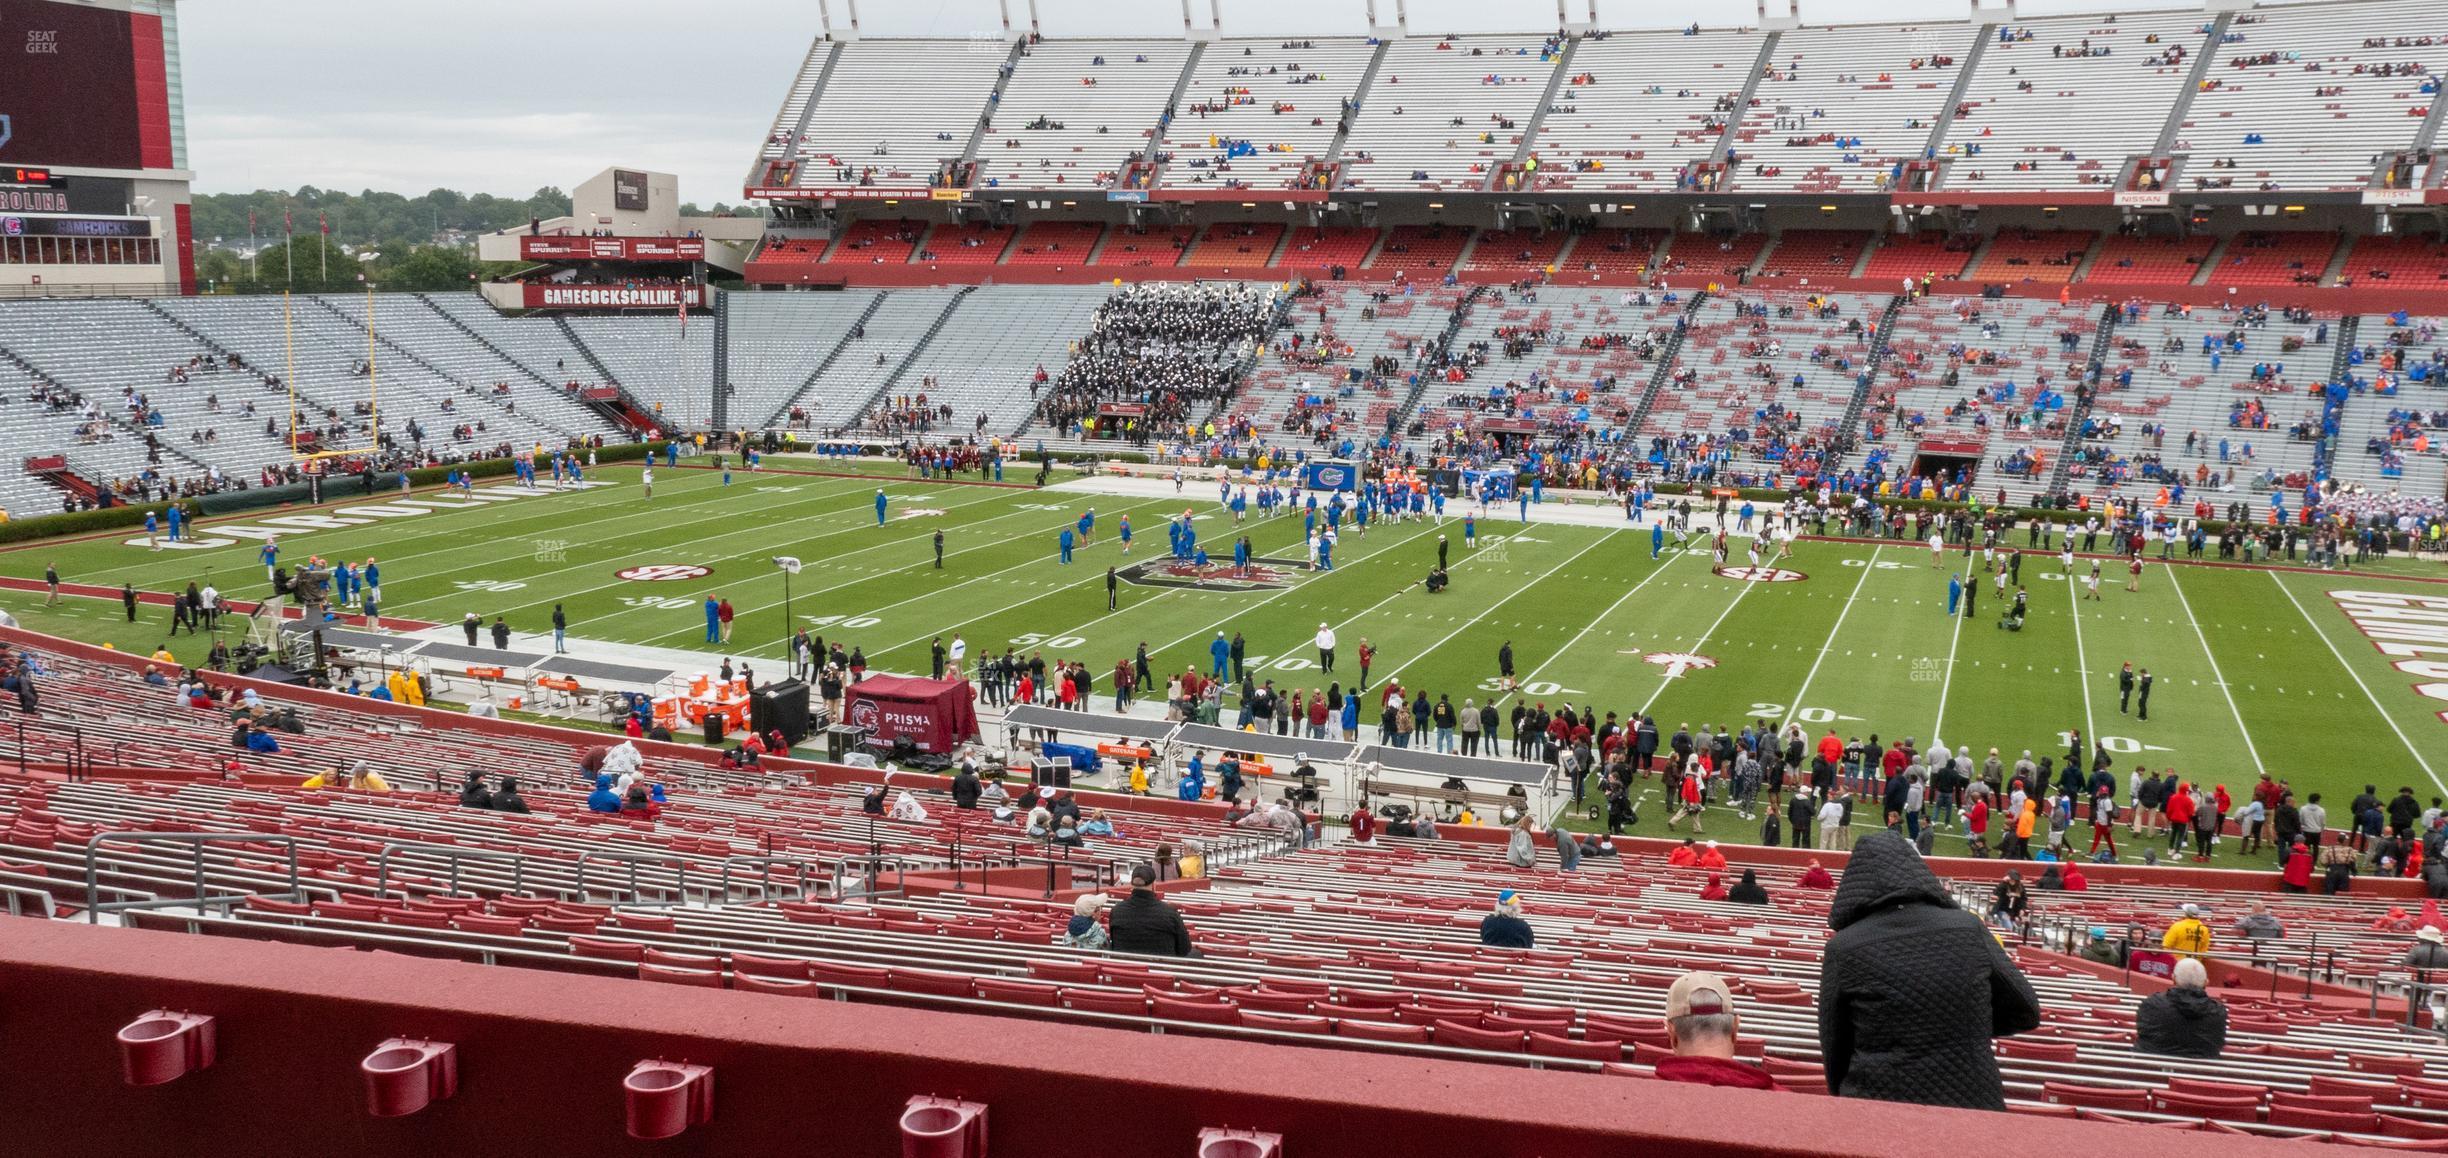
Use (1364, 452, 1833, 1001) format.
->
(1119, 556, 1306, 592)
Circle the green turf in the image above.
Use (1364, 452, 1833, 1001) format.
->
(4, 463, 2446, 866)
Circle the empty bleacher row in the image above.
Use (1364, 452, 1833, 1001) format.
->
(28, 749, 2448, 1145)
(751, 3, 2440, 200)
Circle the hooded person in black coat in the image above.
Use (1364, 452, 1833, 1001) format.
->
(1818, 831, 2042, 1110)
(492, 777, 532, 814)
(950, 765, 982, 810)
(457, 772, 494, 810)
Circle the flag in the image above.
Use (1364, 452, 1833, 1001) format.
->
(283, 209, 292, 235)
(318, 213, 328, 235)
(678, 287, 688, 336)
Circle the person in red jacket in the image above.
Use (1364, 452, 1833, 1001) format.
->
(1349, 805, 1376, 844)
(1800, 859, 1836, 889)
(2165, 782, 2198, 856)
(1817, 729, 1844, 768)
(2280, 838, 2314, 893)
(1653, 972, 1779, 1090)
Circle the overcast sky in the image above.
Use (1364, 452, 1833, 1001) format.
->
(179, 0, 822, 202)
(177, 0, 2343, 201)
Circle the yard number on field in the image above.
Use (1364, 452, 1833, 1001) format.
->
(1747, 702, 1862, 724)
(2058, 732, 2171, 754)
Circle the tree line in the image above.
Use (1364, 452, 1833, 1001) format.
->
(187, 186, 761, 293)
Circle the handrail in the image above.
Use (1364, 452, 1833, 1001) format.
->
(0, 880, 56, 919)
(824, 855, 909, 903)
(82, 831, 301, 924)
(575, 851, 693, 906)
(716, 855, 824, 903)
(13, 718, 88, 780)
(374, 841, 527, 901)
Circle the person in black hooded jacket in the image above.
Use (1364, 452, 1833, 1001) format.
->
(491, 777, 532, 814)
(1818, 831, 2041, 1110)
(456, 772, 494, 810)
(1726, 868, 1769, 904)
(950, 764, 982, 809)
(2133, 957, 2226, 1058)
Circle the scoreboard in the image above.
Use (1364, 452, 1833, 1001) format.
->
(0, 0, 164, 171)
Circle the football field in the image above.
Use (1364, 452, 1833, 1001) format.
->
(5, 461, 2447, 831)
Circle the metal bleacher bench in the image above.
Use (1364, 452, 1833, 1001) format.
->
(1358, 776, 1525, 816)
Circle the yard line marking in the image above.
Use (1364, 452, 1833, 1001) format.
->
(863, 503, 1356, 662)
(1783, 544, 1879, 732)
(82, 469, 865, 590)
(787, 495, 1193, 655)
(2268, 570, 2440, 793)
(401, 479, 1018, 618)
(1139, 519, 1455, 662)
(1931, 584, 1967, 747)
(1380, 530, 1620, 690)
(395, 478, 919, 610)
(2166, 561, 2263, 777)
(1495, 548, 1683, 710)
(2064, 565, 2098, 751)
(1638, 560, 1763, 716)
(935, 513, 1347, 664)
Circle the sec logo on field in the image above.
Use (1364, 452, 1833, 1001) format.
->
(1714, 566, 1806, 583)
(616, 564, 712, 582)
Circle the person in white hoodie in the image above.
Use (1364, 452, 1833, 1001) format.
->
(1314, 622, 1337, 672)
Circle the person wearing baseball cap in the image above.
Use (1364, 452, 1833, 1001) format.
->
(1479, 890, 1534, 949)
(1652, 972, 1777, 1090)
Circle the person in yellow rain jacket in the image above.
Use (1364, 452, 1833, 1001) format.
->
(2162, 903, 2213, 959)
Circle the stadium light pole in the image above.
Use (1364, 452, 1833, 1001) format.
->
(772, 557, 802, 671)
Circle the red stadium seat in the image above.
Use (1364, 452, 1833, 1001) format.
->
(567, 935, 644, 963)
(1024, 959, 1103, 985)
(642, 948, 721, 972)
(1061, 988, 1152, 1017)
(2151, 1091, 2264, 1122)
(808, 962, 890, 991)
(2268, 1104, 2381, 1133)
(1335, 1019, 1429, 1044)
(641, 964, 724, 989)
(972, 978, 1063, 1006)
(1240, 1012, 1332, 1036)
(890, 969, 978, 999)
(1150, 997, 1242, 1026)
(1432, 1020, 1525, 1053)
(2044, 1083, 2152, 1112)
(1525, 1032, 1622, 1063)
(733, 973, 819, 998)
(728, 952, 811, 980)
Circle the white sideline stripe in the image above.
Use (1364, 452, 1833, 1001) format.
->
(1931, 580, 1967, 748)
(1784, 544, 1879, 733)
(815, 496, 1198, 657)
(2166, 561, 2263, 777)
(2268, 570, 2440, 793)
(1378, 529, 1620, 690)
(408, 479, 1016, 620)
(1639, 556, 1765, 716)
(2065, 560, 2098, 754)
(1494, 547, 1686, 711)
(399, 476, 932, 616)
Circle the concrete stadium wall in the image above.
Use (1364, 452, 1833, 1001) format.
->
(0, 917, 2349, 1158)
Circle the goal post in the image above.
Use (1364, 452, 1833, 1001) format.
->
(284, 288, 380, 464)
